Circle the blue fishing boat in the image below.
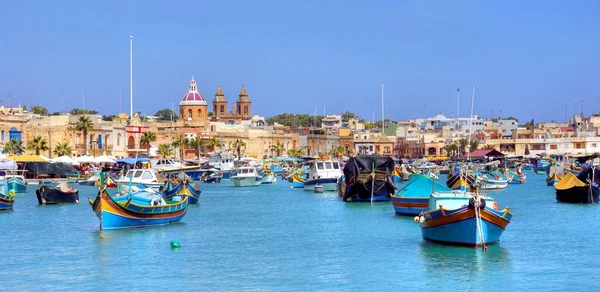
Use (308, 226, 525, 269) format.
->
(391, 173, 450, 215)
(476, 170, 508, 190)
(446, 167, 475, 192)
(162, 176, 201, 204)
(0, 180, 14, 210)
(88, 174, 188, 229)
(391, 165, 402, 183)
(417, 190, 513, 248)
(200, 168, 222, 183)
(259, 168, 277, 184)
(340, 156, 396, 202)
(292, 170, 305, 188)
(522, 162, 533, 170)
(7, 175, 28, 193)
(505, 168, 526, 184)
(563, 167, 582, 176)
(546, 173, 562, 186)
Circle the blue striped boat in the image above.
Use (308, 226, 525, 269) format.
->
(162, 178, 201, 204)
(0, 180, 14, 210)
(391, 174, 450, 216)
(7, 175, 27, 193)
(418, 191, 512, 247)
(446, 168, 475, 192)
(506, 168, 526, 184)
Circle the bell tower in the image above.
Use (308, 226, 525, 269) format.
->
(212, 85, 228, 119)
(236, 85, 251, 120)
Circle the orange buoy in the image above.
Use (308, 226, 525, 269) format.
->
(492, 202, 499, 210)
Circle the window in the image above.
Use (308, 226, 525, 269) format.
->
(133, 171, 143, 178)
(325, 162, 332, 169)
(117, 133, 121, 146)
(332, 162, 339, 169)
(592, 143, 597, 148)
(244, 106, 248, 114)
(198, 109, 202, 117)
(317, 163, 324, 170)
(220, 105, 224, 114)
(188, 109, 192, 119)
(142, 171, 153, 180)
(1, 130, 4, 142)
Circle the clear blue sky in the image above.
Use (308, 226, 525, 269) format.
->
(1, 0, 599, 123)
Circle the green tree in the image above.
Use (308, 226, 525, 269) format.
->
(140, 132, 157, 157)
(458, 138, 469, 157)
(70, 108, 98, 115)
(53, 142, 73, 156)
(207, 136, 222, 152)
(28, 136, 49, 155)
(443, 144, 458, 158)
(232, 138, 246, 161)
(102, 115, 118, 121)
(75, 115, 93, 155)
(341, 111, 358, 122)
(4, 139, 25, 155)
(157, 143, 173, 158)
(269, 141, 285, 157)
(154, 108, 178, 121)
(469, 140, 480, 153)
(482, 144, 495, 150)
(188, 138, 206, 159)
(31, 105, 49, 116)
(171, 135, 189, 161)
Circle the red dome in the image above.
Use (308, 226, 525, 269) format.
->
(180, 77, 207, 106)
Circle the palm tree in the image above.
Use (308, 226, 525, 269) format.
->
(53, 142, 73, 156)
(232, 138, 246, 161)
(329, 145, 345, 158)
(139, 132, 157, 157)
(269, 141, 285, 157)
(171, 135, 189, 161)
(469, 140, 480, 153)
(457, 138, 469, 157)
(207, 136, 222, 153)
(188, 138, 206, 159)
(443, 144, 454, 157)
(4, 139, 24, 155)
(482, 145, 495, 150)
(28, 136, 49, 155)
(75, 115, 93, 155)
(157, 143, 173, 158)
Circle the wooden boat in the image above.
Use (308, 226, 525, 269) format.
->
(88, 174, 188, 229)
(7, 175, 28, 193)
(476, 170, 508, 190)
(417, 189, 512, 248)
(546, 173, 562, 186)
(564, 167, 582, 176)
(522, 163, 533, 170)
(0, 180, 14, 210)
(340, 156, 396, 202)
(555, 168, 600, 204)
(95, 175, 117, 188)
(391, 173, 450, 215)
(36, 182, 79, 204)
(162, 176, 201, 204)
(391, 165, 402, 183)
(446, 168, 475, 192)
(292, 169, 305, 188)
(505, 168, 526, 184)
(259, 168, 277, 184)
(200, 168, 222, 183)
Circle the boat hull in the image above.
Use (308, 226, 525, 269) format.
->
(8, 178, 27, 193)
(89, 190, 188, 229)
(162, 181, 201, 204)
(304, 178, 338, 192)
(556, 186, 600, 204)
(0, 193, 14, 210)
(546, 174, 561, 186)
(36, 186, 79, 204)
(260, 174, 277, 184)
(231, 176, 261, 187)
(292, 174, 304, 188)
(479, 180, 508, 190)
(446, 173, 474, 192)
(391, 195, 429, 215)
(420, 206, 512, 247)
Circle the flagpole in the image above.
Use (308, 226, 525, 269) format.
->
(129, 36, 133, 119)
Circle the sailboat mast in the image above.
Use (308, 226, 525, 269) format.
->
(130, 36, 133, 119)
(381, 84, 384, 137)
(467, 85, 476, 161)
(457, 88, 460, 134)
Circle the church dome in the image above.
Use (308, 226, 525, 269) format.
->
(180, 76, 207, 106)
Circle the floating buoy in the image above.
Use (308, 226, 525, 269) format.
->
(170, 241, 181, 248)
(419, 216, 425, 224)
(413, 216, 420, 223)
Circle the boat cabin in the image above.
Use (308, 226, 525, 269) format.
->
(234, 167, 258, 176)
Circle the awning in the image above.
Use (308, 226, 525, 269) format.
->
(6, 154, 48, 162)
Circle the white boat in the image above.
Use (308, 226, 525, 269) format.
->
(303, 160, 343, 192)
(231, 167, 261, 187)
(115, 168, 167, 192)
(259, 168, 277, 184)
(209, 153, 235, 179)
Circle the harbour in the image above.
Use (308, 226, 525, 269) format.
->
(1, 172, 598, 290)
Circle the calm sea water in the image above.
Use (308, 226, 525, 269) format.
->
(1, 172, 599, 291)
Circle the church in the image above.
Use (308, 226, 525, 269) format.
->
(178, 77, 252, 122)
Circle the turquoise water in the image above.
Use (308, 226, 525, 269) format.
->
(1, 171, 598, 290)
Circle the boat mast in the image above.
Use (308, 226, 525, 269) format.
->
(467, 85, 476, 162)
(381, 84, 384, 140)
(130, 36, 133, 120)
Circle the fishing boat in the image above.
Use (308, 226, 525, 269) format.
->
(115, 168, 166, 192)
(162, 176, 201, 204)
(88, 174, 188, 229)
(0, 180, 14, 210)
(417, 189, 513, 248)
(564, 167, 582, 176)
(292, 169, 306, 188)
(304, 159, 343, 192)
(339, 156, 396, 202)
(533, 159, 549, 175)
(547, 173, 562, 186)
(209, 153, 235, 179)
(522, 162, 533, 170)
(476, 170, 508, 190)
(259, 168, 277, 184)
(231, 167, 262, 187)
(505, 168, 526, 184)
(391, 173, 450, 215)
(6, 173, 28, 193)
(554, 167, 600, 204)
(392, 165, 402, 183)
(78, 174, 99, 186)
(200, 168, 222, 183)
(36, 182, 79, 204)
(446, 167, 475, 192)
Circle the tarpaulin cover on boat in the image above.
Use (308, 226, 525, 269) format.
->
(576, 166, 600, 184)
(342, 156, 396, 201)
(554, 172, 586, 190)
(23, 162, 79, 176)
(396, 174, 450, 197)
